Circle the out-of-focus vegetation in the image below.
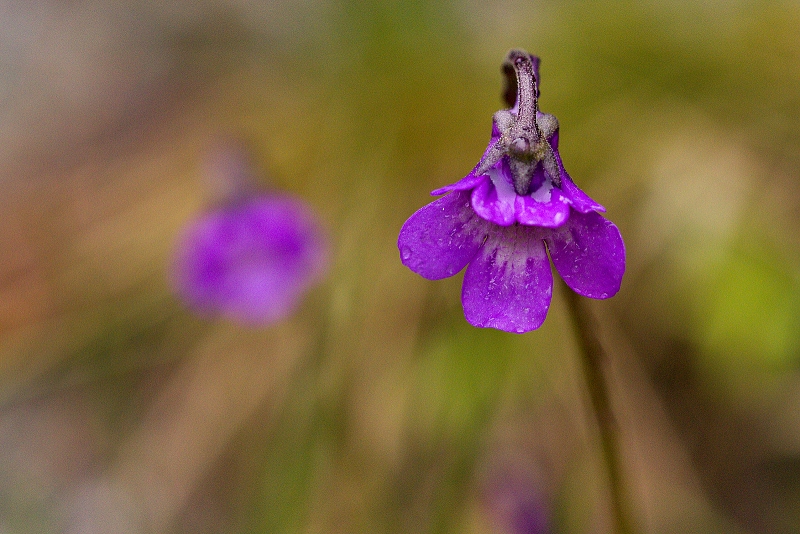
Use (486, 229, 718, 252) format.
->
(1, 1, 800, 532)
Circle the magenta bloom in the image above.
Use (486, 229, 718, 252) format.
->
(484, 476, 550, 534)
(172, 195, 327, 324)
(398, 50, 624, 333)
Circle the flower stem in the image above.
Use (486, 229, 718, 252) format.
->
(562, 284, 634, 534)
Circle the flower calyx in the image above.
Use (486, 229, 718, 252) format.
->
(475, 49, 561, 195)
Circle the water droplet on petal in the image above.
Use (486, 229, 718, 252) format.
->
(401, 247, 412, 261)
(515, 326, 526, 333)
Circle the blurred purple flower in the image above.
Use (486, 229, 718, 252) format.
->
(484, 476, 550, 534)
(172, 147, 327, 324)
(398, 50, 624, 333)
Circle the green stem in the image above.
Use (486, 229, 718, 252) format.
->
(562, 284, 634, 534)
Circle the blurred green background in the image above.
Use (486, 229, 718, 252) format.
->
(2, 1, 800, 532)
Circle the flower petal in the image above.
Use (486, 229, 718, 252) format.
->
(172, 195, 328, 323)
(431, 138, 500, 195)
(515, 166, 572, 228)
(471, 167, 517, 226)
(545, 210, 625, 299)
(398, 190, 490, 280)
(431, 170, 486, 195)
(462, 225, 553, 333)
(558, 167, 605, 214)
(548, 131, 605, 213)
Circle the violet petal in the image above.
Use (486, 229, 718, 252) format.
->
(545, 210, 625, 299)
(431, 170, 487, 196)
(432, 125, 509, 195)
(548, 131, 605, 214)
(462, 225, 553, 333)
(515, 165, 571, 228)
(172, 195, 327, 323)
(398, 190, 490, 280)
(471, 167, 517, 226)
(471, 161, 572, 229)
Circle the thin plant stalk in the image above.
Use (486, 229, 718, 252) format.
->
(563, 283, 634, 534)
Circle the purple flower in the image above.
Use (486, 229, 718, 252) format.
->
(398, 50, 624, 333)
(172, 194, 327, 324)
(484, 475, 550, 534)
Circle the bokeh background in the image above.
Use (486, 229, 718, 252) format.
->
(2, 1, 800, 532)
